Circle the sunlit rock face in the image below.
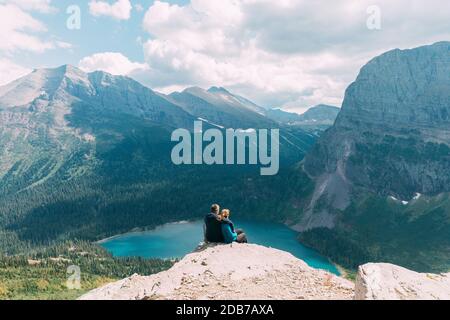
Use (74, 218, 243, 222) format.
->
(355, 263, 450, 300)
(304, 42, 450, 209)
(79, 243, 355, 300)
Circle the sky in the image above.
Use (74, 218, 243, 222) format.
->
(1, 0, 450, 113)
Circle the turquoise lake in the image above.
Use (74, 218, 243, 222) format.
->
(100, 220, 340, 275)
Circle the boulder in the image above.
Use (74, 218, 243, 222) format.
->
(355, 263, 450, 300)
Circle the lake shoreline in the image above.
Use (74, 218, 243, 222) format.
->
(291, 232, 346, 278)
(99, 219, 341, 275)
(97, 220, 193, 244)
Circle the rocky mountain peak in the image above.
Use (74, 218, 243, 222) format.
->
(336, 41, 450, 136)
(182, 86, 206, 96)
(207, 86, 230, 94)
(303, 42, 450, 203)
(0, 65, 94, 107)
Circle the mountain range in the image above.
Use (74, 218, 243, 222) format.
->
(0, 65, 318, 252)
(0, 65, 321, 193)
(1, 42, 449, 274)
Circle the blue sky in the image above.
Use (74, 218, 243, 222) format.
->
(1, 0, 450, 113)
(10, 0, 156, 68)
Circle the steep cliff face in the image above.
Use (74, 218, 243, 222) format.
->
(304, 42, 450, 203)
(295, 42, 450, 272)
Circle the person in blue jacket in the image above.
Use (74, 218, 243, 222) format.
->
(219, 209, 248, 244)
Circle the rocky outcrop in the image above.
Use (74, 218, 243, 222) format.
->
(80, 244, 450, 300)
(79, 244, 354, 300)
(355, 263, 450, 300)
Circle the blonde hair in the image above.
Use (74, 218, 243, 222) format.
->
(219, 209, 230, 220)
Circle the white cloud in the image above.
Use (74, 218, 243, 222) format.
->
(0, 58, 30, 86)
(0, 0, 56, 13)
(55, 41, 73, 49)
(0, 2, 71, 88)
(78, 52, 148, 76)
(89, 0, 132, 20)
(139, 0, 450, 111)
(0, 4, 55, 53)
(140, 0, 353, 109)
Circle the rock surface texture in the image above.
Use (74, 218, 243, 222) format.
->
(79, 244, 354, 300)
(355, 263, 450, 300)
(80, 244, 450, 300)
(304, 41, 450, 204)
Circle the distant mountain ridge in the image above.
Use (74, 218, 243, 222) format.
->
(265, 104, 340, 126)
(167, 86, 272, 129)
(298, 105, 340, 124)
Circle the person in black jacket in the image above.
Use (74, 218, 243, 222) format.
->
(204, 204, 224, 243)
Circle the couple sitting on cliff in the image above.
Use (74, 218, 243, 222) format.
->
(204, 204, 248, 244)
